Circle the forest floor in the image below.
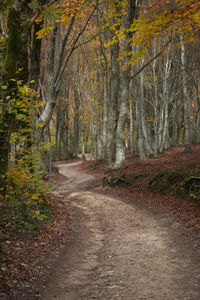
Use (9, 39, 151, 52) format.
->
(1, 146, 200, 299)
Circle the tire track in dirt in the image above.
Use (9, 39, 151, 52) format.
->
(40, 161, 200, 300)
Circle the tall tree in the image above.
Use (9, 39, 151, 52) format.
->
(0, 0, 32, 194)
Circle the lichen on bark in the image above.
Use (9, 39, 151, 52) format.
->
(2, 7, 30, 86)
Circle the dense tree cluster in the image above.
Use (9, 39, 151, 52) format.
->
(0, 0, 200, 192)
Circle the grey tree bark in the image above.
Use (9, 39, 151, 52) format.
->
(72, 87, 80, 158)
(115, 0, 142, 167)
(180, 33, 192, 152)
(106, 31, 120, 165)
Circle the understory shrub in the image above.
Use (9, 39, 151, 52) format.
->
(0, 82, 53, 233)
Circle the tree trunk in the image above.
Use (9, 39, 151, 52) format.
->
(72, 87, 79, 158)
(106, 18, 120, 165)
(29, 22, 42, 89)
(59, 100, 69, 160)
(180, 33, 192, 152)
(102, 68, 108, 159)
(129, 96, 134, 156)
(0, 4, 31, 194)
(96, 63, 103, 160)
(115, 0, 141, 167)
(136, 84, 146, 159)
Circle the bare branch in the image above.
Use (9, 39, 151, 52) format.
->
(131, 39, 172, 80)
(54, 3, 98, 89)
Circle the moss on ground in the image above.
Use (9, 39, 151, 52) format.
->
(149, 166, 200, 204)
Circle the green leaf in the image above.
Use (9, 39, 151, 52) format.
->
(49, 11, 60, 20)
(2, 85, 7, 90)
(41, 11, 52, 21)
(17, 114, 24, 120)
(28, 1, 39, 9)
(190, 193, 196, 199)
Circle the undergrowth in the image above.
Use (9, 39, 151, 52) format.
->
(149, 166, 200, 204)
(0, 83, 53, 256)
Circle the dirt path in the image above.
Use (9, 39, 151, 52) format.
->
(39, 161, 200, 300)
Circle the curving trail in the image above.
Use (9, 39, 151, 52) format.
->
(40, 161, 200, 300)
